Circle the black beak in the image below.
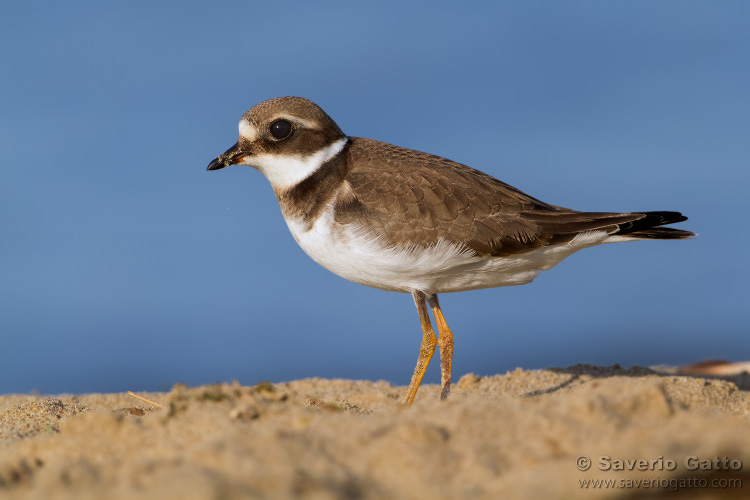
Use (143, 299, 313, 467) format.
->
(207, 142, 245, 171)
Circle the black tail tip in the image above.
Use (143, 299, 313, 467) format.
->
(618, 211, 696, 239)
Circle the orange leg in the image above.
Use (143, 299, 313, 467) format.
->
(428, 294, 454, 400)
(402, 291, 437, 405)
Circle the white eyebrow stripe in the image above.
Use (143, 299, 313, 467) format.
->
(292, 117, 318, 129)
(268, 114, 318, 130)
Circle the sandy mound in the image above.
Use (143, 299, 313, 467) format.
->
(1, 365, 748, 499)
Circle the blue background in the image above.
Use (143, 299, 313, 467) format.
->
(1, 2, 748, 394)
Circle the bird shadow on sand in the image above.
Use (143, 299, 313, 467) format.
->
(521, 363, 750, 397)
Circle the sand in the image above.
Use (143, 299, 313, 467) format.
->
(1, 365, 749, 499)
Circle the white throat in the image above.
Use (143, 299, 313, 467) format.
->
(242, 137, 348, 191)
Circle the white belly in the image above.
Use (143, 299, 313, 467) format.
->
(282, 203, 614, 294)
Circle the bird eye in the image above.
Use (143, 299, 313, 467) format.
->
(269, 119, 293, 140)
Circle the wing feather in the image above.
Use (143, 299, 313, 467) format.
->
(333, 138, 686, 256)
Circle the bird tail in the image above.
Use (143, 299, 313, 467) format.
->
(616, 211, 695, 239)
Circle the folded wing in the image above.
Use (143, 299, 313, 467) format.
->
(334, 138, 694, 257)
